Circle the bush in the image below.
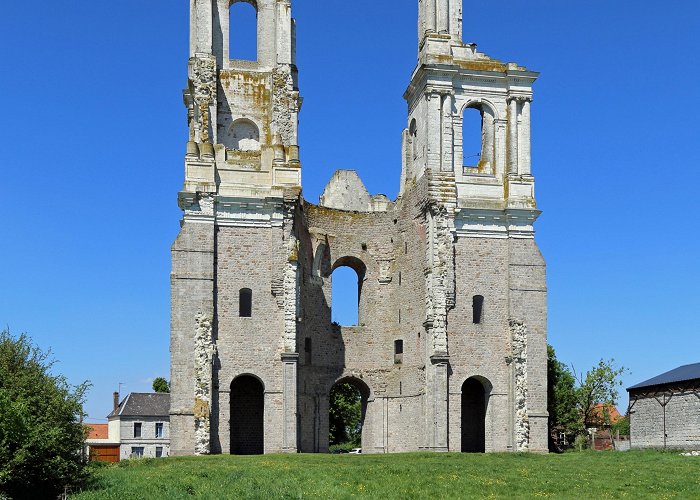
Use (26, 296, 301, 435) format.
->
(573, 434, 590, 451)
(0, 330, 90, 499)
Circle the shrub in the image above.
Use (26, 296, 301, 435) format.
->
(0, 330, 90, 499)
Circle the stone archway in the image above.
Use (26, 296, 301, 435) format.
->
(328, 377, 371, 451)
(230, 375, 264, 454)
(461, 377, 488, 453)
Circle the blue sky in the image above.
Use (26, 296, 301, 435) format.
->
(1, 1, 699, 421)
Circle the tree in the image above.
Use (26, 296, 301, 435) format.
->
(152, 377, 170, 393)
(573, 359, 626, 431)
(0, 329, 90, 499)
(547, 347, 627, 450)
(328, 382, 362, 447)
(547, 346, 580, 443)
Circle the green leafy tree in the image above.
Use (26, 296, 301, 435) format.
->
(152, 377, 170, 393)
(547, 345, 580, 440)
(328, 383, 362, 447)
(573, 359, 626, 431)
(0, 329, 90, 499)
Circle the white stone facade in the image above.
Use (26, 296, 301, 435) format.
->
(171, 0, 548, 455)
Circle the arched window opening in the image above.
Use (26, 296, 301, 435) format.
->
(463, 107, 483, 168)
(230, 119, 260, 151)
(239, 288, 252, 317)
(473, 295, 484, 324)
(409, 119, 418, 161)
(229, 1, 258, 61)
(394, 339, 404, 364)
(331, 257, 366, 327)
(328, 378, 370, 451)
(461, 378, 487, 453)
(230, 375, 264, 454)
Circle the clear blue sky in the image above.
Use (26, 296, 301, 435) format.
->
(1, 1, 699, 421)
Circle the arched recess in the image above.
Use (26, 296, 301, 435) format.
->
(330, 256, 367, 326)
(230, 375, 264, 454)
(229, 119, 260, 151)
(229, 0, 258, 61)
(462, 101, 496, 173)
(461, 376, 491, 453)
(328, 377, 371, 449)
(408, 119, 418, 177)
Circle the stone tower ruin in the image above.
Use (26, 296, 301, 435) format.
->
(171, 0, 548, 454)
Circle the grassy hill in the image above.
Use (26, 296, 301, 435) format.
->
(74, 450, 699, 499)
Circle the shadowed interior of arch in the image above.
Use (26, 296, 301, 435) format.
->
(229, 1, 257, 61)
(230, 375, 264, 454)
(461, 377, 487, 453)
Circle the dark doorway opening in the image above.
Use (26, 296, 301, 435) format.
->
(461, 377, 487, 453)
(230, 375, 264, 454)
(328, 378, 369, 451)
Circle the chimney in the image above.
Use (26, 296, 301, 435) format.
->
(113, 391, 120, 413)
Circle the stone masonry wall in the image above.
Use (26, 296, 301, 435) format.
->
(630, 389, 700, 449)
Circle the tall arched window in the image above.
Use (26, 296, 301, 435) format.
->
(239, 288, 252, 317)
(463, 104, 495, 173)
(472, 295, 484, 324)
(462, 107, 482, 168)
(229, 1, 258, 61)
(331, 257, 366, 327)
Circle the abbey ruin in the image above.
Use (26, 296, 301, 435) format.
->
(170, 0, 548, 454)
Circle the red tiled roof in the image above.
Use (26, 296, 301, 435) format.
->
(85, 424, 109, 440)
(591, 404, 622, 425)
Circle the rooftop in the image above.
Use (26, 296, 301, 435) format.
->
(627, 363, 700, 391)
(108, 392, 170, 418)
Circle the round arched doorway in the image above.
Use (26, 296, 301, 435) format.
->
(230, 375, 264, 454)
(461, 377, 488, 453)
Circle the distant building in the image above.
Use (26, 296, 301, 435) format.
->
(84, 423, 119, 462)
(106, 392, 171, 460)
(627, 363, 700, 449)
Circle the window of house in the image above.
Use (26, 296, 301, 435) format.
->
(155, 447, 163, 458)
(133, 422, 142, 438)
(394, 339, 404, 364)
(239, 288, 252, 317)
(155, 422, 164, 439)
(473, 295, 484, 324)
(131, 446, 144, 458)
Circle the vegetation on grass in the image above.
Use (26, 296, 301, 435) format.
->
(152, 377, 170, 393)
(0, 329, 90, 499)
(73, 451, 700, 499)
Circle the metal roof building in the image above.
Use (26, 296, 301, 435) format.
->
(627, 363, 700, 450)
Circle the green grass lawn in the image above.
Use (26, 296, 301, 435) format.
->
(73, 451, 700, 499)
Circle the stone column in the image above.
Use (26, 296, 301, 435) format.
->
(427, 355, 450, 451)
(441, 92, 454, 172)
(425, 0, 437, 34)
(520, 98, 532, 175)
(426, 91, 442, 172)
(193, 0, 213, 55)
(507, 97, 519, 175)
(437, 0, 449, 33)
(281, 353, 298, 453)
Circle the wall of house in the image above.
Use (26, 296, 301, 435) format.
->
(630, 389, 700, 449)
(118, 416, 170, 460)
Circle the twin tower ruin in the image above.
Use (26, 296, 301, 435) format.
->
(170, 0, 548, 455)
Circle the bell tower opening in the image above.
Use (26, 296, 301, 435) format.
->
(229, 1, 258, 61)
